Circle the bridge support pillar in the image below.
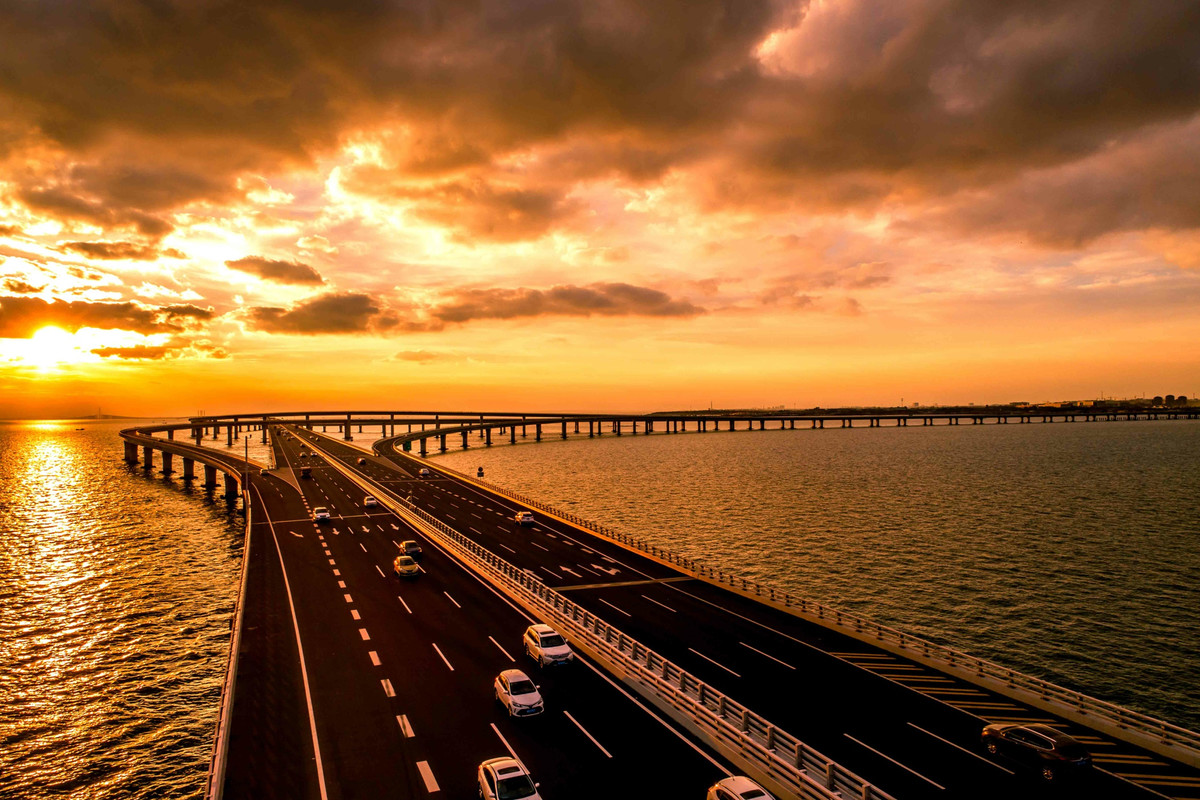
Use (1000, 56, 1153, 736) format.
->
(223, 474, 238, 503)
(345, 414, 353, 440)
(226, 425, 233, 447)
(439, 434, 447, 452)
(166, 428, 174, 441)
(615, 421, 622, 435)
(124, 441, 138, 463)
(574, 421, 579, 434)
(510, 427, 516, 445)
(142, 445, 153, 470)
(420, 438, 428, 456)
(461, 431, 469, 449)
(485, 428, 492, 447)
(818, 419, 824, 428)
(182, 458, 194, 480)
(561, 422, 567, 440)
(203, 464, 217, 487)
(535, 424, 542, 442)
(588, 420, 594, 438)
(262, 419, 268, 443)
(161, 452, 174, 475)
(522, 424, 527, 438)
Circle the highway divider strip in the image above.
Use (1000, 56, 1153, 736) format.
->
(308, 432, 895, 800)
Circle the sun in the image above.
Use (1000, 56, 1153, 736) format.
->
(26, 326, 83, 370)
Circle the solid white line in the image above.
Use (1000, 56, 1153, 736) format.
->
(443, 591, 461, 609)
(739, 641, 795, 669)
(369, 651, 381, 666)
(490, 723, 519, 760)
(564, 710, 612, 758)
(375, 564, 385, 577)
(397, 596, 412, 614)
(397, 715, 415, 738)
(907, 723, 1014, 774)
(260, 488, 329, 800)
(641, 594, 677, 613)
(359, 628, 370, 641)
(599, 598, 631, 617)
(432, 643, 454, 671)
(343, 593, 353, 603)
(489, 636, 515, 661)
(416, 760, 439, 792)
(687, 647, 741, 677)
(845, 733, 946, 790)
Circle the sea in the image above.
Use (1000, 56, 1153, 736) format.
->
(1, 416, 1197, 799)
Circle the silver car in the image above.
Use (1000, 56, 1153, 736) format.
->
(494, 669, 544, 717)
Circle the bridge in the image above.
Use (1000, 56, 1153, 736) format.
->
(120, 410, 1200, 800)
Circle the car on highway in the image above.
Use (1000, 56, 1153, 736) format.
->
(514, 511, 534, 526)
(312, 506, 331, 521)
(400, 540, 423, 559)
(300, 466, 312, 479)
(523, 624, 574, 666)
(356, 457, 366, 465)
(493, 669, 544, 717)
(299, 451, 308, 458)
(363, 495, 378, 508)
(418, 467, 432, 478)
(393, 555, 419, 578)
(478, 757, 541, 800)
(707, 776, 773, 800)
(981, 723, 1092, 781)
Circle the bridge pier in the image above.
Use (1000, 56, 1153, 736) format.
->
(521, 424, 527, 439)
(588, 421, 594, 438)
(161, 451, 174, 475)
(124, 441, 138, 463)
(535, 423, 542, 442)
(439, 434, 447, 452)
(485, 428, 492, 447)
(203, 464, 217, 488)
(222, 474, 238, 504)
(262, 418, 268, 443)
(226, 425, 233, 447)
(420, 438, 428, 456)
(574, 421, 579, 434)
(510, 427, 516, 445)
(344, 414, 353, 440)
(182, 458, 194, 480)
(615, 420, 622, 435)
(461, 431, 469, 449)
(142, 445, 153, 470)
(561, 421, 567, 440)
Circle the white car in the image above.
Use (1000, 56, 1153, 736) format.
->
(523, 624, 574, 666)
(363, 495, 378, 508)
(312, 506, 331, 521)
(478, 757, 541, 800)
(707, 776, 773, 800)
(514, 511, 534, 526)
(494, 669, 544, 717)
(418, 467, 432, 478)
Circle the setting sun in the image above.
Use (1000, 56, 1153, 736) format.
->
(27, 327, 80, 370)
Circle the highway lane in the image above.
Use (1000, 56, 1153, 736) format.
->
(250, 426, 750, 799)
(286, 426, 1200, 800)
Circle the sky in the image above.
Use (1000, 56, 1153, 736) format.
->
(1, 0, 1198, 418)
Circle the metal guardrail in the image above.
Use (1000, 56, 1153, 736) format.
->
(403, 454, 1200, 767)
(310, 439, 893, 800)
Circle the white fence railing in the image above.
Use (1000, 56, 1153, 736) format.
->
(312, 441, 894, 800)
(380, 441, 1200, 769)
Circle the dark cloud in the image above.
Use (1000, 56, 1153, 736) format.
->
(161, 304, 215, 322)
(391, 350, 441, 363)
(59, 240, 186, 260)
(1, 0, 1197, 243)
(3, 278, 44, 294)
(434, 283, 703, 322)
(246, 291, 393, 334)
(0, 296, 189, 338)
(91, 345, 171, 360)
(0, 225, 21, 237)
(225, 255, 324, 285)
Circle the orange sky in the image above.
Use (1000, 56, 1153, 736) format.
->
(2, 1, 1198, 418)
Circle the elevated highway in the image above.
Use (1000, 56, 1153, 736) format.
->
(120, 414, 1200, 800)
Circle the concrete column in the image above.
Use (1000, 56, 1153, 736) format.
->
(420, 438, 428, 456)
(589, 420, 594, 438)
(461, 431, 469, 449)
(510, 427, 516, 445)
(226, 424, 233, 447)
(439, 434, 447, 452)
(574, 421, 580, 433)
(818, 419, 824, 428)
(262, 418, 268, 443)
(182, 458, 194, 480)
(161, 452, 174, 475)
(535, 424, 542, 442)
(142, 445, 153, 469)
(561, 421, 567, 440)
(521, 424, 527, 438)
(616, 420, 622, 436)
(203, 464, 218, 487)
(234, 421, 240, 441)
(212, 424, 219, 440)
(344, 414, 353, 440)
(223, 474, 238, 503)
(166, 428, 174, 441)
(486, 428, 492, 447)
(124, 441, 138, 463)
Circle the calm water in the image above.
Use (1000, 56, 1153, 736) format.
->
(438, 419, 1200, 732)
(0, 421, 242, 800)
(1, 418, 1197, 800)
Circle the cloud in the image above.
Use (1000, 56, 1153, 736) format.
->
(0, 296, 192, 338)
(433, 283, 704, 322)
(225, 256, 324, 285)
(390, 350, 442, 363)
(246, 291, 392, 335)
(3, 278, 44, 294)
(17, 188, 174, 238)
(0, 225, 21, 237)
(91, 345, 171, 360)
(59, 240, 186, 260)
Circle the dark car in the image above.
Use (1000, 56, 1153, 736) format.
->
(982, 723, 1092, 781)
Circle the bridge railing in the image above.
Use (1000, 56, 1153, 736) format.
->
(311, 443, 893, 800)
(408, 453, 1200, 767)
